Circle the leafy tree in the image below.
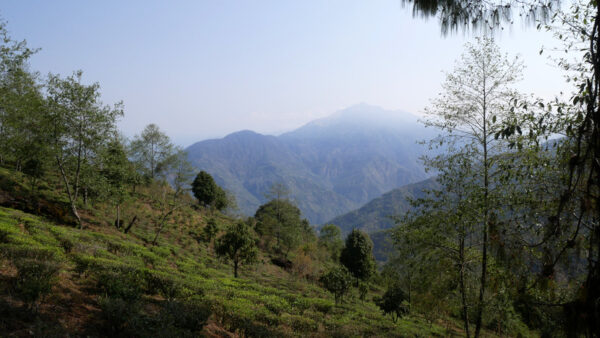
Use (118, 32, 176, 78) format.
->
(419, 37, 524, 336)
(318, 224, 343, 261)
(130, 124, 174, 180)
(170, 147, 195, 197)
(45, 71, 123, 228)
(100, 136, 133, 230)
(191, 170, 227, 210)
(340, 229, 375, 285)
(375, 283, 409, 323)
(319, 265, 352, 305)
(254, 198, 305, 257)
(215, 221, 258, 278)
(0, 21, 40, 166)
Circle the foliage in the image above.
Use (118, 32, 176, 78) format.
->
(191, 170, 228, 210)
(202, 217, 218, 244)
(402, 0, 558, 35)
(254, 197, 309, 256)
(215, 221, 258, 277)
(375, 283, 409, 323)
(318, 224, 343, 261)
(129, 123, 174, 180)
(319, 265, 352, 305)
(340, 229, 375, 284)
(12, 258, 61, 309)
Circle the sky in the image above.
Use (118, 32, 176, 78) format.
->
(2, 1, 569, 146)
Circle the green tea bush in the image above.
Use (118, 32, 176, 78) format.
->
(262, 294, 290, 315)
(155, 298, 211, 333)
(283, 313, 318, 333)
(309, 298, 334, 314)
(97, 296, 141, 336)
(59, 237, 74, 253)
(145, 271, 185, 300)
(96, 267, 145, 301)
(0, 228, 10, 243)
(13, 258, 60, 308)
(291, 297, 311, 314)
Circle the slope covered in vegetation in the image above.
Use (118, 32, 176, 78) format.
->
(0, 167, 457, 337)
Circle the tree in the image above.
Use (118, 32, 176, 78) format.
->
(191, 171, 228, 210)
(254, 198, 305, 256)
(215, 221, 258, 278)
(170, 148, 195, 198)
(130, 124, 174, 180)
(0, 21, 39, 166)
(318, 224, 344, 261)
(46, 71, 123, 228)
(420, 37, 524, 337)
(340, 229, 375, 285)
(319, 265, 353, 305)
(100, 135, 134, 230)
(375, 283, 409, 323)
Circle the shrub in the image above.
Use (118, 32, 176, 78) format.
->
(0, 229, 10, 243)
(156, 298, 211, 333)
(374, 283, 409, 323)
(13, 258, 61, 308)
(319, 265, 352, 304)
(97, 296, 141, 336)
(145, 272, 185, 300)
(262, 295, 289, 315)
(96, 267, 145, 301)
(59, 238, 74, 253)
(309, 298, 334, 314)
(291, 297, 311, 314)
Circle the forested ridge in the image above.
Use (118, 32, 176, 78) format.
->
(1, 0, 600, 336)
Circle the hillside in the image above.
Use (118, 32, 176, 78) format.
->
(186, 104, 434, 224)
(327, 177, 438, 235)
(0, 167, 452, 337)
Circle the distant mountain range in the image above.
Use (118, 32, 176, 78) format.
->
(186, 104, 435, 224)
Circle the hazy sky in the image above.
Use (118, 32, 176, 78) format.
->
(2, 1, 568, 146)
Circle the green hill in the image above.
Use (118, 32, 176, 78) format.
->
(327, 178, 438, 235)
(0, 167, 451, 337)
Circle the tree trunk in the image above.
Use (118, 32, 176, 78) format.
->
(124, 215, 137, 234)
(115, 204, 120, 230)
(56, 156, 82, 228)
(234, 260, 239, 278)
(459, 236, 471, 338)
(475, 67, 489, 338)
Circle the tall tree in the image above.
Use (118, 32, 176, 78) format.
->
(191, 170, 227, 209)
(421, 37, 523, 337)
(46, 71, 123, 228)
(100, 135, 133, 230)
(394, 152, 482, 336)
(340, 229, 375, 285)
(130, 123, 174, 180)
(254, 198, 305, 256)
(319, 224, 344, 261)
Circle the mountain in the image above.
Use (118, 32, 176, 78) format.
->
(327, 177, 439, 235)
(186, 104, 435, 224)
(326, 177, 438, 263)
